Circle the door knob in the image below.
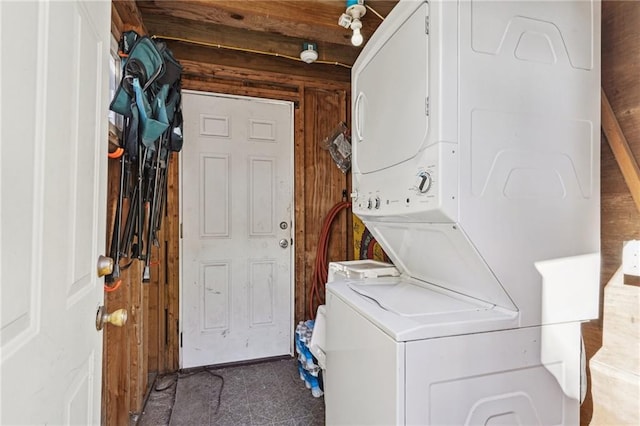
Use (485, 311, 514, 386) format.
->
(279, 239, 289, 248)
(97, 255, 114, 277)
(95, 306, 127, 331)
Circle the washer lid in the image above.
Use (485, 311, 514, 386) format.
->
(328, 277, 519, 341)
(349, 281, 480, 317)
(367, 222, 518, 312)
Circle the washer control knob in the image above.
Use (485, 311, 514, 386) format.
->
(374, 197, 381, 209)
(367, 198, 373, 209)
(416, 172, 432, 194)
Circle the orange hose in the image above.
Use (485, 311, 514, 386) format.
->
(309, 201, 351, 318)
(108, 147, 124, 159)
(104, 279, 122, 293)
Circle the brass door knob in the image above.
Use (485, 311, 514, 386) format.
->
(95, 306, 127, 331)
(97, 255, 114, 277)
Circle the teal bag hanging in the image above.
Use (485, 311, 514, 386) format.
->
(132, 78, 168, 149)
(110, 36, 165, 116)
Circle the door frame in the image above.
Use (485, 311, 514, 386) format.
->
(178, 90, 295, 367)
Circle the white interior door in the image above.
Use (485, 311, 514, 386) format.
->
(181, 91, 294, 368)
(0, 1, 110, 424)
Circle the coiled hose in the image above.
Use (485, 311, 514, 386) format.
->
(309, 200, 352, 317)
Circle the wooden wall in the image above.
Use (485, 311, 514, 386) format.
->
(600, 3, 640, 284)
(103, 2, 353, 424)
(102, 4, 147, 424)
(581, 2, 640, 424)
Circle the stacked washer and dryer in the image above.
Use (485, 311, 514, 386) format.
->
(323, 0, 601, 424)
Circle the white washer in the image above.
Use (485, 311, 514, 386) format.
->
(325, 0, 601, 424)
(326, 274, 582, 425)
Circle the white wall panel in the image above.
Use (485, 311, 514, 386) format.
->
(63, 351, 94, 425)
(0, 0, 44, 356)
(249, 157, 275, 236)
(201, 262, 230, 330)
(201, 154, 230, 238)
(200, 114, 229, 137)
(249, 119, 276, 141)
(249, 260, 276, 326)
(68, 9, 100, 306)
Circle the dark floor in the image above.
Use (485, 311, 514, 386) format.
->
(138, 358, 325, 426)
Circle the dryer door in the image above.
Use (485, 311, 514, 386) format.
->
(352, 0, 429, 174)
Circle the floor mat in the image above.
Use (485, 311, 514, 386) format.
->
(141, 358, 325, 426)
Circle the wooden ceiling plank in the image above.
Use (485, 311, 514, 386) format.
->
(111, 2, 124, 39)
(178, 57, 350, 91)
(113, 0, 147, 35)
(136, 0, 374, 46)
(364, 0, 398, 18)
(143, 13, 359, 66)
(170, 41, 351, 83)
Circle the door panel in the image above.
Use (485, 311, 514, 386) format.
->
(181, 92, 294, 368)
(0, 1, 109, 424)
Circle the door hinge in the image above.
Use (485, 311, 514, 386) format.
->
(425, 96, 430, 116)
(425, 16, 430, 35)
(180, 223, 183, 238)
(180, 332, 183, 348)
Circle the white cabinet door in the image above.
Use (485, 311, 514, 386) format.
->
(1, 1, 110, 424)
(181, 92, 294, 368)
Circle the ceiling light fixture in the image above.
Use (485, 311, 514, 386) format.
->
(300, 42, 319, 64)
(338, 0, 367, 47)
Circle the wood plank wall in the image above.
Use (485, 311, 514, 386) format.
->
(581, 2, 640, 425)
(102, 3, 178, 425)
(102, 159, 149, 426)
(601, 2, 640, 283)
(104, 3, 353, 424)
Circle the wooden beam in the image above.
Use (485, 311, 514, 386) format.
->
(601, 87, 640, 214)
(112, 0, 147, 35)
(365, 0, 399, 18)
(165, 152, 180, 372)
(177, 60, 350, 93)
(136, 0, 363, 47)
(142, 14, 359, 67)
(166, 40, 351, 83)
(183, 77, 300, 103)
(294, 83, 307, 323)
(110, 2, 124, 40)
(129, 262, 147, 416)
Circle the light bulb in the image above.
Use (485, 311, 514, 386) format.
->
(351, 27, 363, 46)
(350, 18, 364, 47)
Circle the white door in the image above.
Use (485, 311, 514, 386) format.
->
(181, 91, 294, 368)
(0, 1, 110, 424)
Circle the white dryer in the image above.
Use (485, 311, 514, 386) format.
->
(325, 0, 601, 424)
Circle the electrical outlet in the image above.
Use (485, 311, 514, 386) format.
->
(622, 240, 640, 276)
